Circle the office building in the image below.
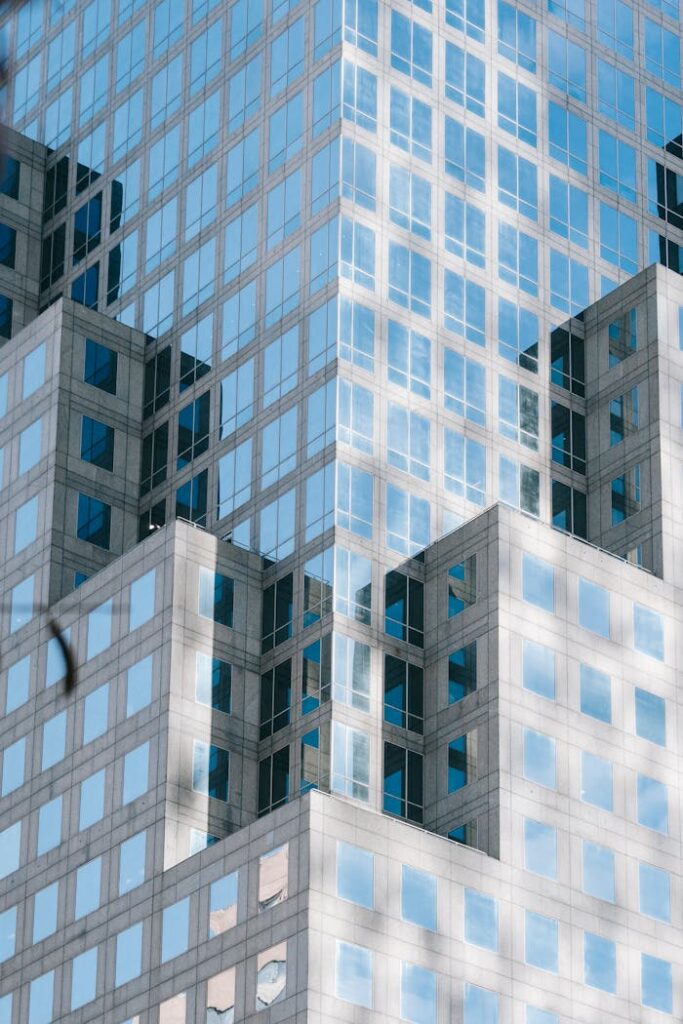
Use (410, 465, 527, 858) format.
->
(0, 0, 681, 1020)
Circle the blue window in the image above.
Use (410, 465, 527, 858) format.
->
(268, 93, 304, 171)
(498, 223, 538, 295)
(550, 251, 589, 314)
(344, 0, 378, 54)
(390, 87, 432, 162)
(644, 19, 680, 87)
(444, 271, 485, 346)
(600, 203, 638, 274)
(386, 485, 430, 555)
(77, 494, 111, 549)
(635, 688, 665, 746)
(445, 43, 485, 117)
(584, 933, 616, 993)
(81, 416, 114, 471)
(446, 118, 485, 190)
(388, 321, 431, 397)
(578, 578, 610, 637)
(525, 911, 558, 972)
(388, 243, 431, 317)
(391, 11, 432, 86)
(597, 0, 633, 58)
(342, 138, 376, 210)
(524, 818, 557, 878)
(548, 0, 584, 28)
(642, 955, 672, 1014)
(228, 54, 262, 131)
(549, 176, 588, 247)
(387, 404, 430, 481)
(583, 840, 615, 902)
(341, 218, 375, 290)
(498, 297, 538, 372)
(445, 194, 485, 267)
(498, 73, 536, 145)
(227, 127, 260, 206)
(522, 554, 554, 611)
(498, 1, 536, 71)
(343, 60, 377, 132)
(548, 101, 587, 174)
(596, 58, 635, 130)
(444, 429, 486, 504)
(633, 603, 664, 662)
(270, 17, 305, 96)
(645, 86, 683, 157)
(639, 862, 670, 922)
(446, 0, 485, 39)
(340, 297, 374, 370)
(498, 147, 537, 220)
(637, 774, 668, 833)
(389, 166, 431, 239)
(444, 350, 486, 424)
(580, 664, 611, 723)
(523, 641, 555, 699)
(313, 61, 341, 136)
(465, 890, 497, 950)
(598, 130, 636, 202)
(230, 0, 263, 58)
(581, 751, 613, 810)
(547, 30, 586, 101)
(311, 138, 340, 214)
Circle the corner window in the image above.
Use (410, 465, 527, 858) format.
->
(198, 568, 234, 627)
(448, 556, 476, 615)
(449, 642, 477, 702)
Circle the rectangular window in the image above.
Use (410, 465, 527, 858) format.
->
(445, 117, 485, 190)
(343, 60, 377, 132)
(384, 656, 423, 733)
(444, 430, 486, 505)
(444, 349, 486, 424)
(446, 42, 485, 117)
(547, 30, 586, 100)
(336, 940, 372, 1007)
(332, 722, 370, 802)
(637, 773, 668, 833)
(611, 466, 641, 525)
(498, 72, 536, 145)
(498, 1, 535, 69)
(449, 643, 477, 702)
(260, 661, 291, 738)
(192, 740, 229, 801)
(402, 864, 437, 930)
(550, 250, 589, 314)
(596, 58, 635, 129)
(444, 270, 485, 345)
(448, 733, 476, 791)
(599, 129, 637, 203)
(499, 377, 539, 449)
(390, 87, 431, 161)
(548, 100, 587, 173)
(391, 11, 432, 86)
(498, 147, 537, 220)
(388, 242, 431, 316)
(383, 741, 423, 821)
(385, 570, 424, 646)
(498, 222, 538, 294)
(445, 193, 485, 267)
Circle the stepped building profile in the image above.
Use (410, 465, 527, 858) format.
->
(0, 0, 682, 1021)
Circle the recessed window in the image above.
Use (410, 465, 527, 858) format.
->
(581, 751, 613, 810)
(129, 570, 155, 631)
(192, 740, 229, 801)
(639, 861, 670, 922)
(258, 845, 288, 911)
(79, 769, 105, 830)
(337, 841, 373, 909)
(75, 858, 101, 919)
(583, 840, 615, 902)
(580, 665, 611, 723)
(525, 910, 558, 972)
(33, 881, 59, 943)
(80, 416, 114, 470)
(198, 567, 234, 627)
(524, 818, 557, 878)
(0, 906, 16, 963)
(634, 687, 665, 745)
(578, 578, 610, 637)
(642, 953, 672, 1013)
(448, 556, 476, 615)
(209, 872, 238, 936)
(71, 946, 98, 1010)
(523, 640, 555, 699)
(77, 493, 111, 549)
(83, 683, 109, 742)
(115, 922, 143, 987)
(584, 931, 616, 993)
(195, 653, 231, 714)
(633, 603, 664, 661)
(255, 943, 287, 1009)
(401, 962, 436, 1024)
(161, 898, 190, 963)
(122, 743, 149, 804)
(637, 773, 668, 833)
(448, 733, 475, 792)
(402, 864, 437, 930)
(336, 940, 372, 1008)
(464, 889, 497, 950)
(448, 642, 477, 702)
(523, 729, 556, 788)
(522, 553, 554, 611)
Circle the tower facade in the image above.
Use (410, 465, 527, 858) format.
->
(0, 0, 682, 1021)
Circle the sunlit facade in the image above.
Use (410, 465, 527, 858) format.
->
(0, 0, 682, 1020)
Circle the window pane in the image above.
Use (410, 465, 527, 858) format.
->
(402, 864, 436, 930)
(336, 940, 372, 1007)
(337, 841, 373, 908)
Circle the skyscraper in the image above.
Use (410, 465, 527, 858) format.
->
(0, 0, 681, 1020)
